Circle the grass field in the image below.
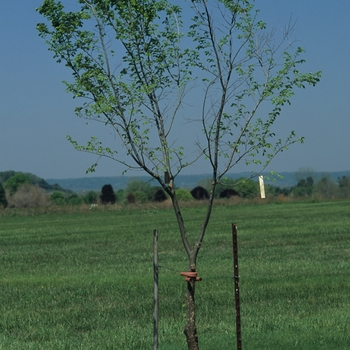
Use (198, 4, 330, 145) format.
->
(0, 200, 349, 349)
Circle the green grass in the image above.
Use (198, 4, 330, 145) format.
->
(0, 201, 349, 349)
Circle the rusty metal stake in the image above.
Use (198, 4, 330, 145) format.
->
(232, 223, 242, 350)
(153, 229, 159, 350)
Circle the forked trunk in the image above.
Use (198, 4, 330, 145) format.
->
(184, 279, 199, 350)
(169, 194, 202, 349)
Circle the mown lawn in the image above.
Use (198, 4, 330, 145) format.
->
(0, 200, 349, 349)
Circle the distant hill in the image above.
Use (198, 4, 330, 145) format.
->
(46, 170, 350, 193)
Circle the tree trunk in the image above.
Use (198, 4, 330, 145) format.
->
(184, 279, 199, 350)
(169, 193, 200, 349)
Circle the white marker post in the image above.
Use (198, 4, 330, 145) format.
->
(259, 175, 265, 199)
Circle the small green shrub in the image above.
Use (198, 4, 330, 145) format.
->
(51, 191, 65, 205)
(133, 190, 148, 203)
(125, 180, 154, 200)
(83, 190, 99, 204)
(175, 188, 193, 201)
(67, 193, 83, 205)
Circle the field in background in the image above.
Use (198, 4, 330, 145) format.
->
(0, 200, 349, 349)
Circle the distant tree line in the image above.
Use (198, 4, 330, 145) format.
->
(1, 171, 350, 209)
(266, 175, 350, 199)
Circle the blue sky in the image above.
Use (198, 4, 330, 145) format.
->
(1, 1, 349, 180)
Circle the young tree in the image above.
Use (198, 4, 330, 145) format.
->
(37, 1, 321, 348)
(292, 176, 314, 198)
(0, 182, 8, 208)
(314, 175, 337, 199)
(154, 188, 167, 202)
(338, 175, 350, 198)
(100, 184, 117, 204)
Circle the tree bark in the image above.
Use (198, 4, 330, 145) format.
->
(184, 279, 199, 350)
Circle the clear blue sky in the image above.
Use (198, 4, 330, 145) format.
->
(1, 1, 349, 179)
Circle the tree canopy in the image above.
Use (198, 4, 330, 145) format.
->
(4, 173, 31, 196)
(37, 0, 321, 184)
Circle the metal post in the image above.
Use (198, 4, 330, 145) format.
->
(232, 223, 242, 350)
(153, 229, 159, 350)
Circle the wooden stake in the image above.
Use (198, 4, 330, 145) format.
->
(232, 223, 242, 350)
(153, 229, 159, 350)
